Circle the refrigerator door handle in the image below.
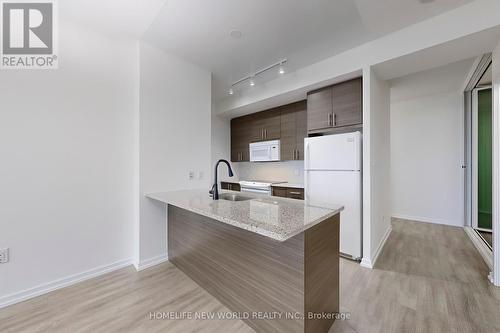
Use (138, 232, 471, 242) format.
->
(304, 171, 309, 202)
(305, 142, 310, 170)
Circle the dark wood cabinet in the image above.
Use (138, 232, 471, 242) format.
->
(230, 101, 306, 162)
(221, 182, 241, 192)
(231, 116, 251, 162)
(295, 102, 307, 160)
(272, 186, 304, 200)
(280, 101, 307, 161)
(307, 88, 332, 131)
(260, 109, 281, 141)
(286, 188, 305, 200)
(231, 78, 362, 162)
(249, 108, 281, 142)
(332, 78, 363, 127)
(307, 77, 362, 134)
(280, 105, 296, 161)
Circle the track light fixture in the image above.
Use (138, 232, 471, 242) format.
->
(228, 59, 287, 95)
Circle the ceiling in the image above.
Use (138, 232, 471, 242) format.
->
(389, 58, 476, 103)
(141, 0, 473, 101)
(373, 25, 500, 81)
(59, 0, 167, 38)
(59, 1, 475, 100)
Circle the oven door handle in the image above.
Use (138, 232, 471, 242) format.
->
(240, 187, 271, 195)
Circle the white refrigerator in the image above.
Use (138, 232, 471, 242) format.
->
(304, 132, 362, 260)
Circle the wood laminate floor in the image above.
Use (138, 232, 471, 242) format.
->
(1, 218, 500, 333)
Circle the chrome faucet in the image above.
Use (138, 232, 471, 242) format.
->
(209, 159, 234, 200)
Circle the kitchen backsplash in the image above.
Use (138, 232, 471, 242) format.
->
(229, 160, 304, 184)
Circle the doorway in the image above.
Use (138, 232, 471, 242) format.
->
(473, 86, 493, 247)
(466, 59, 493, 250)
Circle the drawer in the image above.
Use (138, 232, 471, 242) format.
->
(272, 186, 288, 198)
(221, 182, 241, 192)
(272, 186, 304, 200)
(286, 188, 304, 200)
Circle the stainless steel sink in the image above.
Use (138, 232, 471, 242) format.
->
(219, 193, 253, 202)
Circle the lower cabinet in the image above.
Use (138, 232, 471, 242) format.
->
(221, 182, 241, 192)
(272, 186, 304, 200)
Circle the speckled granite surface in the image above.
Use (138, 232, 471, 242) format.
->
(146, 189, 343, 242)
(271, 183, 304, 189)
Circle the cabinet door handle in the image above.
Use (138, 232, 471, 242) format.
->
(296, 150, 299, 160)
(289, 191, 302, 195)
(332, 113, 336, 126)
(327, 113, 331, 127)
(265, 129, 268, 140)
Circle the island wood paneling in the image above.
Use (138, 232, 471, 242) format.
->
(304, 214, 339, 333)
(168, 205, 339, 333)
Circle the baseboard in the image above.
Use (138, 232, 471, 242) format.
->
(0, 258, 132, 309)
(464, 226, 493, 269)
(360, 225, 392, 269)
(360, 257, 373, 269)
(392, 213, 461, 227)
(136, 254, 168, 272)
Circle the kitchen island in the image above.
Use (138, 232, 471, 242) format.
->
(146, 189, 343, 333)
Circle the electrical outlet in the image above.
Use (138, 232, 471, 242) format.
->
(0, 248, 9, 264)
(198, 171, 204, 180)
(188, 171, 195, 180)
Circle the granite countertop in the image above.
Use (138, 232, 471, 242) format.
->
(272, 183, 304, 189)
(146, 189, 343, 242)
(220, 179, 240, 183)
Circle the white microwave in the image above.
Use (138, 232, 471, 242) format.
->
(249, 140, 281, 162)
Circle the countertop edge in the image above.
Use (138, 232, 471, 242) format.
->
(146, 192, 343, 242)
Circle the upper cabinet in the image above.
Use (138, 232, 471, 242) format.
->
(230, 77, 362, 163)
(231, 108, 282, 162)
(230, 101, 306, 162)
(231, 115, 251, 162)
(280, 101, 307, 161)
(332, 78, 363, 127)
(307, 77, 362, 134)
(307, 88, 332, 131)
(252, 108, 281, 141)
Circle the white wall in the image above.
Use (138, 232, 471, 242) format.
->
(0, 21, 137, 304)
(233, 161, 304, 185)
(389, 59, 473, 226)
(361, 68, 391, 268)
(211, 110, 231, 182)
(138, 42, 212, 265)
